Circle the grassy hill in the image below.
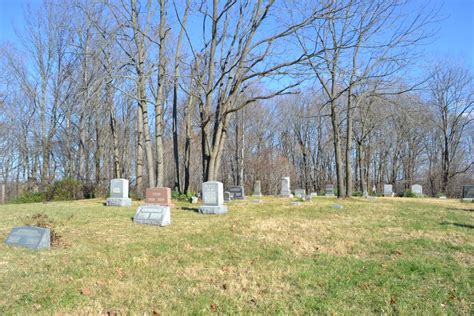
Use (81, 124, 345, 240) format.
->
(0, 197, 472, 314)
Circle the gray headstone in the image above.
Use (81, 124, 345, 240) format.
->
(294, 189, 306, 198)
(331, 204, 344, 209)
(291, 201, 301, 206)
(228, 186, 245, 199)
(252, 180, 262, 197)
(0, 184, 4, 204)
(280, 177, 291, 197)
(107, 178, 132, 206)
(439, 196, 447, 199)
(325, 185, 334, 197)
(411, 184, 423, 196)
(199, 181, 228, 214)
(224, 191, 232, 202)
(462, 185, 474, 201)
(134, 205, 171, 226)
(310, 192, 318, 198)
(383, 184, 393, 197)
(5, 226, 50, 250)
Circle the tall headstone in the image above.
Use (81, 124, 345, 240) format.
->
(462, 185, 474, 202)
(5, 226, 50, 250)
(280, 177, 292, 197)
(0, 184, 4, 204)
(411, 184, 423, 197)
(383, 184, 393, 197)
(228, 186, 245, 199)
(134, 187, 171, 226)
(199, 181, 228, 214)
(325, 184, 335, 197)
(294, 189, 306, 198)
(106, 179, 132, 206)
(252, 180, 262, 197)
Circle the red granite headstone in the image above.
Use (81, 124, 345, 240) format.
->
(145, 187, 172, 206)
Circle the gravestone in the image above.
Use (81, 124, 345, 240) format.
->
(106, 179, 132, 206)
(383, 184, 393, 197)
(252, 180, 262, 197)
(291, 201, 301, 206)
(280, 177, 292, 197)
(224, 191, 232, 202)
(5, 226, 50, 250)
(305, 195, 312, 202)
(0, 184, 4, 204)
(199, 181, 228, 214)
(411, 184, 423, 197)
(145, 187, 172, 206)
(134, 205, 171, 226)
(228, 186, 245, 199)
(325, 184, 335, 197)
(462, 185, 474, 202)
(332, 204, 344, 209)
(310, 192, 318, 198)
(191, 196, 199, 204)
(294, 189, 306, 198)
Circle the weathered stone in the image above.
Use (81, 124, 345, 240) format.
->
(5, 226, 50, 250)
(0, 184, 5, 204)
(280, 177, 292, 197)
(134, 205, 171, 226)
(383, 184, 393, 197)
(412, 184, 423, 197)
(106, 179, 132, 206)
(199, 181, 228, 214)
(462, 185, 474, 202)
(252, 180, 262, 197)
(294, 189, 306, 198)
(325, 184, 335, 197)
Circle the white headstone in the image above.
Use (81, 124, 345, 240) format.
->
(253, 180, 262, 197)
(325, 184, 335, 197)
(107, 178, 132, 206)
(199, 181, 228, 214)
(294, 189, 306, 198)
(0, 184, 4, 204)
(411, 184, 423, 196)
(383, 184, 393, 197)
(134, 205, 171, 226)
(280, 177, 292, 197)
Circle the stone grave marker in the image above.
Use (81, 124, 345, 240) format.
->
(5, 226, 50, 250)
(145, 187, 172, 206)
(305, 195, 312, 201)
(325, 184, 335, 197)
(280, 177, 293, 197)
(191, 196, 199, 204)
(224, 191, 232, 202)
(228, 186, 245, 199)
(411, 184, 423, 197)
(462, 185, 474, 202)
(291, 201, 301, 206)
(252, 180, 262, 197)
(383, 184, 393, 197)
(134, 205, 171, 226)
(310, 192, 318, 198)
(332, 204, 344, 209)
(107, 179, 132, 206)
(294, 189, 306, 199)
(0, 184, 5, 204)
(199, 181, 228, 214)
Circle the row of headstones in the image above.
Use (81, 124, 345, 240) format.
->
(280, 177, 334, 198)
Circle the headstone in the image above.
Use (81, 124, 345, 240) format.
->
(305, 195, 312, 201)
(411, 184, 423, 197)
(0, 184, 4, 204)
(439, 196, 447, 199)
(294, 189, 306, 198)
(310, 192, 318, 198)
(291, 201, 301, 206)
(5, 226, 50, 250)
(383, 184, 393, 197)
(252, 180, 262, 197)
(252, 199, 263, 203)
(280, 177, 292, 197)
(145, 187, 172, 206)
(325, 184, 335, 197)
(224, 191, 232, 202)
(198, 181, 228, 214)
(191, 196, 199, 204)
(134, 205, 171, 226)
(462, 185, 474, 202)
(106, 179, 132, 206)
(228, 186, 245, 199)
(363, 190, 369, 198)
(332, 204, 344, 209)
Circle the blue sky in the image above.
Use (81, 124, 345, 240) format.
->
(1, 0, 473, 67)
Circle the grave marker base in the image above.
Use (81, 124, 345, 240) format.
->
(198, 205, 228, 214)
(106, 197, 132, 207)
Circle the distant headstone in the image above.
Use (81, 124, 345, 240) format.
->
(145, 187, 172, 206)
(0, 184, 4, 204)
(363, 190, 369, 198)
(252, 180, 262, 197)
(291, 201, 301, 206)
(411, 184, 423, 197)
(325, 184, 335, 197)
(134, 205, 171, 226)
(305, 195, 312, 201)
(228, 186, 245, 199)
(252, 199, 263, 203)
(224, 191, 232, 202)
(294, 189, 306, 198)
(439, 196, 447, 199)
(191, 196, 199, 204)
(462, 185, 474, 202)
(199, 181, 228, 214)
(107, 179, 132, 206)
(332, 204, 344, 209)
(383, 184, 393, 197)
(280, 177, 292, 197)
(310, 192, 318, 198)
(5, 226, 50, 250)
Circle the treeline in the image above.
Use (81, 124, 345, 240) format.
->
(0, 0, 472, 200)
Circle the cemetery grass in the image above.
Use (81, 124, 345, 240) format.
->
(0, 197, 472, 314)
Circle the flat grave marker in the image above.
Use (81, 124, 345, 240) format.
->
(134, 205, 171, 226)
(5, 226, 50, 250)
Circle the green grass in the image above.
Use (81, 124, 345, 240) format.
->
(0, 197, 472, 314)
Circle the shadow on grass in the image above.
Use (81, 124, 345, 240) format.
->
(440, 221, 474, 229)
(445, 207, 474, 212)
(181, 207, 199, 213)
